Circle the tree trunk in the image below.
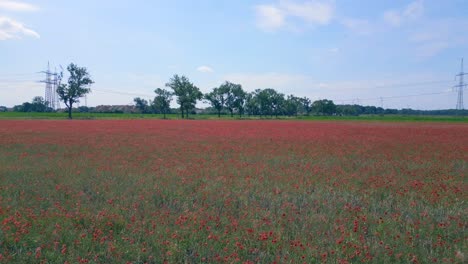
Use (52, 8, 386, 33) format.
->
(181, 105, 184, 119)
(218, 110, 221, 118)
(68, 102, 73, 119)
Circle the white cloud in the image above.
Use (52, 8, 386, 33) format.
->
(0, 0, 38, 12)
(0, 16, 40, 40)
(255, 5, 286, 32)
(403, 0, 424, 20)
(255, 0, 334, 32)
(329, 47, 339, 53)
(383, 10, 401, 27)
(279, 0, 334, 25)
(409, 18, 468, 58)
(341, 18, 373, 35)
(383, 0, 424, 27)
(197, 66, 214, 73)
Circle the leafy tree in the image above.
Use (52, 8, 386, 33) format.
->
(245, 90, 260, 116)
(270, 90, 285, 118)
(133, 97, 150, 114)
(204, 87, 225, 117)
(219, 81, 245, 117)
(0, 106, 7, 112)
(153, 88, 173, 119)
(165, 75, 202, 119)
(218, 82, 234, 116)
(31, 96, 48, 112)
(312, 99, 336, 116)
(256, 88, 284, 118)
(13, 104, 23, 112)
(57, 63, 94, 119)
(78, 106, 90, 113)
(298, 97, 312, 115)
(12, 97, 50, 112)
(230, 84, 247, 117)
(336, 104, 359, 116)
(256, 89, 272, 117)
(284, 95, 301, 116)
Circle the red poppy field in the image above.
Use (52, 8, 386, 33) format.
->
(0, 120, 466, 263)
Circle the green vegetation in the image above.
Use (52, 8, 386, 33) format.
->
(0, 111, 466, 122)
(7, 69, 468, 120)
(56, 63, 94, 119)
(0, 121, 466, 263)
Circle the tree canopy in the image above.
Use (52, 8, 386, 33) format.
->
(57, 63, 94, 119)
(165, 75, 202, 119)
(153, 88, 173, 119)
(204, 87, 225, 118)
(133, 97, 150, 114)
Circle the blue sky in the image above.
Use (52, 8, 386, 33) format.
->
(1, 0, 467, 109)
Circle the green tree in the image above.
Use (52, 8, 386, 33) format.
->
(256, 88, 284, 118)
(31, 96, 48, 112)
(13, 97, 50, 112)
(57, 63, 94, 119)
(231, 84, 247, 118)
(153, 88, 173, 119)
(165, 75, 202, 119)
(298, 97, 312, 116)
(256, 89, 272, 117)
(204, 87, 225, 117)
(13, 102, 31, 112)
(312, 99, 336, 116)
(219, 81, 244, 117)
(245, 90, 260, 116)
(133, 97, 150, 114)
(284, 95, 301, 116)
(270, 90, 285, 118)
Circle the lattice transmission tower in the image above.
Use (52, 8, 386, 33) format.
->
(40, 62, 61, 110)
(454, 58, 467, 110)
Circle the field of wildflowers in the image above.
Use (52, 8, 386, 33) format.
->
(0, 120, 466, 263)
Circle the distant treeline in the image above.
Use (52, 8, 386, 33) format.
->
(2, 74, 467, 117)
(3, 98, 467, 117)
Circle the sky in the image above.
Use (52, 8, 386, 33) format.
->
(0, 0, 468, 110)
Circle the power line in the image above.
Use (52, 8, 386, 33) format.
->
(0, 73, 41, 77)
(93, 88, 154, 98)
(1, 72, 464, 109)
(317, 79, 452, 93)
(335, 89, 465, 104)
(0, 79, 40, 83)
(372, 80, 452, 89)
(454, 58, 467, 110)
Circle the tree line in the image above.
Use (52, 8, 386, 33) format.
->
(132, 74, 400, 118)
(4, 66, 467, 118)
(133, 74, 335, 119)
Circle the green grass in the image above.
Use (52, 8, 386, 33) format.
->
(0, 111, 466, 122)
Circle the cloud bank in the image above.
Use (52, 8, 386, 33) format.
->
(0, 0, 38, 12)
(255, 0, 334, 32)
(0, 16, 40, 40)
